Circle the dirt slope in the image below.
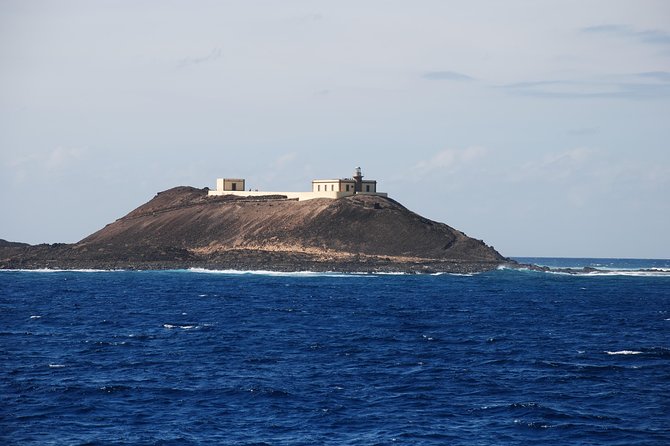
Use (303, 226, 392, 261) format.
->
(78, 186, 504, 262)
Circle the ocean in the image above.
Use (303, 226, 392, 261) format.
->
(2, 258, 669, 445)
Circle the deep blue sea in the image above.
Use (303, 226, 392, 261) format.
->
(2, 258, 669, 445)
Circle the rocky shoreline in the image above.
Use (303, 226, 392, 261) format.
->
(0, 240, 644, 276)
(0, 243, 509, 274)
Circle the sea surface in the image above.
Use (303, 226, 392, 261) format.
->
(2, 258, 669, 445)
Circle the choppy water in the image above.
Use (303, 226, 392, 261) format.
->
(2, 259, 669, 445)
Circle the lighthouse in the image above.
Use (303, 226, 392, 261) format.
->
(210, 167, 384, 200)
(353, 167, 363, 192)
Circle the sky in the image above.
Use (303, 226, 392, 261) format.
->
(1, 0, 669, 258)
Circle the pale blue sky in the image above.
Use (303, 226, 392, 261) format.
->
(1, 0, 668, 258)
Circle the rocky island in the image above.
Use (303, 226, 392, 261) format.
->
(0, 169, 513, 273)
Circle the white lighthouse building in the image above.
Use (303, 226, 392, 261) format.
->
(207, 167, 387, 201)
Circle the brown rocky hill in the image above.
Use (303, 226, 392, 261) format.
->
(1, 187, 509, 272)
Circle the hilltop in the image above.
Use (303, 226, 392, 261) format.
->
(0, 186, 509, 273)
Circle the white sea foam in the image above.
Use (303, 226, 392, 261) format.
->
(431, 272, 478, 276)
(29, 315, 41, 319)
(48, 364, 65, 368)
(373, 271, 408, 275)
(584, 270, 670, 277)
(605, 350, 643, 355)
(502, 266, 670, 278)
(185, 267, 367, 278)
(4, 265, 667, 277)
(163, 323, 197, 330)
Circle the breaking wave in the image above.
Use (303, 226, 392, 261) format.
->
(185, 268, 370, 277)
(499, 265, 670, 278)
(163, 323, 198, 330)
(604, 347, 670, 358)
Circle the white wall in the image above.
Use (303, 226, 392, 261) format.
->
(207, 190, 358, 201)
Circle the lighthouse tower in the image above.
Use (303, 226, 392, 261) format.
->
(353, 167, 363, 192)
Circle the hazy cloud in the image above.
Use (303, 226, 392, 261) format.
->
(582, 24, 670, 45)
(522, 147, 591, 178)
(8, 146, 87, 172)
(509, 147, 670, 204)
(177, 48, 223, 69)
(500, 78, 670, 99)
(273, 152, 297, 170)
(567, 126, 599, 136)
(422, 71, 475, 81)
(5, 146, 89, 186)
(502, 80, 561, 89)
(637, 71, 670, 82)
(46, 146, 87, 170)
(284, 13, 324, 25)
(582, 24, 629, 34)
(503, 148, 597, 199)
(414, 146, 486, 175)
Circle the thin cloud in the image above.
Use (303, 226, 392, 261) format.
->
(582, 24, 628, 34)
(511, 147, 594, 184)
(499, 78, 670, 99)
(567, 127, 599, 136)
(503, 80, 560, 88)
(582, 24, 670, 45)
(413, 146, 486, 175)
(637, 71, 670, 82)
(177, 48, 223, 69)
(422, 71, 475, 81)
(9, 146, 87, 171)
(284, 13, 324, 25)
(273, 152, 297, 170)
(508, 147, 670, 200)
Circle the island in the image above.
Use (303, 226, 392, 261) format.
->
(0, 169, 513, 273)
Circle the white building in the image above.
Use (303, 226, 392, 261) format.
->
(207, 167, 387, 201)
(312, 168, 378, 194)
(215, 178, 245, 192)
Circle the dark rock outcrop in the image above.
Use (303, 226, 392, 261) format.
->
(0, 187, 511, 273)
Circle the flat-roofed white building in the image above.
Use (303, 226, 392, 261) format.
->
(208, 167, 386, 201)
(312, 179, 377, 194)
(216, 178, 245, 192)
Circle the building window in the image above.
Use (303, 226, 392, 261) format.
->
(346, 185, 350, 191)
(318, 185, 320, 191)
(232, 183, 237, 191)
(366, 185, 370, 192)
(331, 184, 334, 191)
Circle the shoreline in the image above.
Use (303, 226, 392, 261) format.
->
(1, 238, 509, 274)
(0, 257, 508, 274)
(3, 264, 669, 277)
